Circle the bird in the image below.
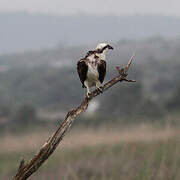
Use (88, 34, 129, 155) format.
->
(77, 42, 113, 97)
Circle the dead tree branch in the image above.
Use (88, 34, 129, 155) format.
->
(13, 55, 136, 180)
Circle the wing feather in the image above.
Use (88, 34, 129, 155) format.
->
(77, 60, 88, 88)
(97, 60, 106, 83)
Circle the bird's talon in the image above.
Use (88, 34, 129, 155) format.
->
(97, 87, 103, 93)
(86, 93, 91, 98)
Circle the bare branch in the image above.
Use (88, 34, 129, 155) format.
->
(124, 53, 135, 73)
(116, 53, 135, 76)
(18, 159, 25, 172)
(13, 55, 136, 180)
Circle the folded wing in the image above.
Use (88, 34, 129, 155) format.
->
(77, 60, 88, 88)
(97, 60, 106, 83)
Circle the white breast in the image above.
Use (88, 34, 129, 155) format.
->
(87, 63, 99, 80)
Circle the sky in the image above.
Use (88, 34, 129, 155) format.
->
(0, 0, 179, 17)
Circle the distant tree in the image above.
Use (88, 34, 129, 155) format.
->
(166, 84, 180, 111)
(0, 105, 11, 117)
(136, 99, 164, 119)
(13, 104, 37, 125)
(99, 82, 143, 118)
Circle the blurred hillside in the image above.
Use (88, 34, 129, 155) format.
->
(0, 13, 180, 54)
(0, 37, 179, 130)
(0, 12, 180, 180)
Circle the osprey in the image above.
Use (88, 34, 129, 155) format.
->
(77, 43, 113, 97)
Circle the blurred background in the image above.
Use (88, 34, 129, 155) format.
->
(1, 0, 180, 179)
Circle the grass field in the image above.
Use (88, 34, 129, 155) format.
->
(1, 125, 180, 180)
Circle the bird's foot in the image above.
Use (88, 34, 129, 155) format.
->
(86, 92, 91, 98)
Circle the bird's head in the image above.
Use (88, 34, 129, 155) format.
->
(95, 42, 113, 60)
(96, 42, 113, 50)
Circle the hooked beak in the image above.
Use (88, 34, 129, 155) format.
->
(107, 45, 114, 50)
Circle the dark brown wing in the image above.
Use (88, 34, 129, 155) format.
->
(77, 60, 88, 88)
(97, 60, 106, 83)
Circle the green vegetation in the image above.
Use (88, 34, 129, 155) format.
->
(0, 37, 180, 179)
(0, 14, 179, 179)
(0, 38, 179, 129)
(1, 137, 180, 180)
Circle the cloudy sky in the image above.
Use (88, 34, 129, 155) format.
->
(0, 0, 179, 17)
